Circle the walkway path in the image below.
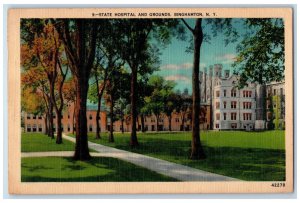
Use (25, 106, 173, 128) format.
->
(22, 134, 239, 181)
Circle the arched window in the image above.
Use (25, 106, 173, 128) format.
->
(89, 124, 93, 132)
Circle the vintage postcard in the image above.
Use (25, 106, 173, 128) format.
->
(8, 7, 293, 194)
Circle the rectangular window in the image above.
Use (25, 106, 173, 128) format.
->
(215, 124, 219, 129)
(33, 115, 36, 119)
(231, 113, 237, 120)
(231, 101, 237, 109)
(223, 113, 227, 121)
(216, 102, 220, 109)
(27, 125, 31, 132)
(27, 114, 30, 119)
(231, 123, 237, 129)
(216, 91, 220, 97)
(38, 115, 42, 119)
(243, 113, 252, 120)
(216, 113, 220, 120)
(231, 89, 236, 97)
(223, 90, 227, 97)
(223, 101, 227, 109)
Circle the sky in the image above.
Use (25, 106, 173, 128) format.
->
(155, 19, 246, 93)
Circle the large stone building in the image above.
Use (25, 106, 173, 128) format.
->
(200, 64, 256, 130)
(199, 64, 285, 130)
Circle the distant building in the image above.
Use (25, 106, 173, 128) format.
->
(24, 103, 107, 134)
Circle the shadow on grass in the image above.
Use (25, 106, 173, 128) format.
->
(111, 138, 285, 181)
(21, 157, 177, 182)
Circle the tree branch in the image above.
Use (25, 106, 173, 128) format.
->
(181, 19, 194, 33)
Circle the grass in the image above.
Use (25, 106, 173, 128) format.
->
(21, 157, 176, 182)
(22, 133, 75, 152)
(69, 130, 286, 181)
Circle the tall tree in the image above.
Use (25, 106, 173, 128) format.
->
(104, 67, 131, 142)
(182, 19, 206, 159)
(117, 19, 183, 146)
(54, 19, 99, 160)
(21, 20, 62, 139)
(233, 19, 284, 125)
(144, 75, 175, 132)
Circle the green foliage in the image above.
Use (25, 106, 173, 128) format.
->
(233, 19, 284, 86)
(143, 75, 175, 117)
(22, 157, 176, 182)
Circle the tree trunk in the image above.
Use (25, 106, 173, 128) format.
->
(130, 67, 139, 147)
(181, 113, 185, 131)
(44, 114, 48, 135)
(56, 113, 63, 144)
(190, 19, 206, 160)
(108, 97, 114, 143)
(156, 114, 159, 132)
(261, 84, 267, 121)
(121, 116, 124, 134)
(168, 115, 172, 131)
(73, 76, 91, 160)
(141, 114, 145, 132)
(95, 96, 101, 139)
(72, 99, 76, 135)
(48, 98, 54, 138)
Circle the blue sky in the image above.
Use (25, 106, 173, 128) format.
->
(155, 19, 245, 93)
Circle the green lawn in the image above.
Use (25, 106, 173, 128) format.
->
(21, 157, 176, 182)
(70, 130, 285, 181)
(21, 132, 75, 152)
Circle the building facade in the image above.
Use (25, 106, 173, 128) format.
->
(24, 103, 107, 134)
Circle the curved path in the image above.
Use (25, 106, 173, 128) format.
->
(22, 134, 239, 182)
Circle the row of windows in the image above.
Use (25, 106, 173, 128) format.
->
(215, 123, 238, 129)
(27, 114, 100, 120)
(215, 90, 253, 98)
(26, 124, 99, 133)
(215, 123, 253, 129)
(216, 101, 252, 109)
(26, 115, 43, 119)
(215, 112, 252, 121)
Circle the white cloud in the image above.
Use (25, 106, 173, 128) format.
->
(161, 62, 207, 70)
(161, 63, 192, 70)
(215, 53, 237, 64)
(165, 74, 190, 84)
